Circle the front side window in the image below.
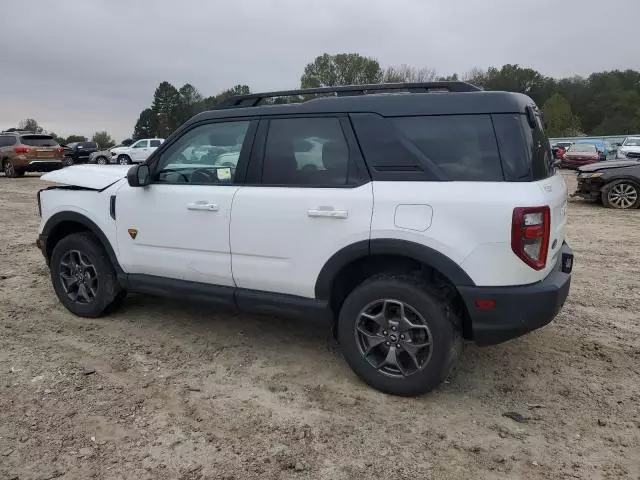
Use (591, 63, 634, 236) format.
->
(262, 117, 349, 186)
(391, 115, 503, 181)
(154, 121, 250, 184)
(132, 140, 148, 149)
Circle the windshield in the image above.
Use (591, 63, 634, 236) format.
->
(569, 144, 597, 153)
(20, 135, 57, 147)
(623, 137, 640, 147)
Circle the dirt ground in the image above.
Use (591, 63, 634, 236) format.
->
(0, 171, 638, 480)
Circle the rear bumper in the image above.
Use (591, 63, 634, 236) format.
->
(24, 160, 63, 172)
(458, 243, 573, 346)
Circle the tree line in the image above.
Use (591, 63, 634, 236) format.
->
(8, 53, 640, 144)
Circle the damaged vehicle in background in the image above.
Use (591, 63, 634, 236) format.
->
(572, 160, 640, 209)
(559, 143, 602, 169)
(617, 137, 640, 159)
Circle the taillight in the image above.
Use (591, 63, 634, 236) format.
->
(55, 147, 64, 153)
(511, 206, 550, 270)
(15, 146, 30, 154)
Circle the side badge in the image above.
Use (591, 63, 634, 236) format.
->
(128, 228, 138, 239)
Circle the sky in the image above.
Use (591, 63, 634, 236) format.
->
(1, 0, 638, 141)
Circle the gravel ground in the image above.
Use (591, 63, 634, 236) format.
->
(0, 171, 639, 480)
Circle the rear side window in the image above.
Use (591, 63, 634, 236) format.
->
(391, 115, 503, 181)
(262, 117, 350, 186)
(150, 139, 162, 147)
(521, 114, 553, 180)
(0, 135, 16, 147)
(20, 135, 57, 147)
(492, 114, 531, 181)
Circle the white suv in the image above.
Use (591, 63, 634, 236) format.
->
(617, 136, 640, 159)
(110, 138, 164, 165)
(36, 83, 573, 396)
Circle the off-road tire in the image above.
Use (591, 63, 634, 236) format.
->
(602, 180, 640, 209)
(337, 274, 462, 396)
(50, 232, 126, 317)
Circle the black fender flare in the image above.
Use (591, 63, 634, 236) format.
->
(41, 211, 123, 274)
(314, 239, 475, 301)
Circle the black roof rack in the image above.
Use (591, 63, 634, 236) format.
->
(217, 81, 481, 108)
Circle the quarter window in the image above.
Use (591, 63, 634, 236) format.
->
(0, 136, 16, 147)
(262, 117, 350, 186)
(154, 121, 250, 185)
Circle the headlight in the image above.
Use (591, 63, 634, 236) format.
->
(578, 172, 603, 179)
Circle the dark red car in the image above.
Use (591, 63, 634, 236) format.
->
(560, 143, 601, 169)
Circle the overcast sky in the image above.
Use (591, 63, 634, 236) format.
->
(1, 0, 638, 141)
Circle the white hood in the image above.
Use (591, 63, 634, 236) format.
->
(41, 165, 130, 190)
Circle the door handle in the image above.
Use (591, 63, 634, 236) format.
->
(307, 208, 348, 219)
(187, 201, 219, 212)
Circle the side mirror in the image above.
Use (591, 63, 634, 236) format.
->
(127, 164, 150, 187)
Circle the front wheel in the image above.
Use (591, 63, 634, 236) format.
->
(118, 155, 131, 165)
(602, 180, 640, 209)
(96, 156, 108, 165)
(337, 275, 461, 396)
(50, 232, 126, 317)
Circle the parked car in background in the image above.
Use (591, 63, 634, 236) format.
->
(560, 143, 601, 169)
(574, 139, 613, 159)
(572, 159, 640, 209)
(0, 131, 64, 177)
(88, 145, 123, 165)
(110, 138, 164, 165)
(617, 137, 640, 159)
(62, 141, 99, 166)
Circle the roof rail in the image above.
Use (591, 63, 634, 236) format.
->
(217, 82, 481, 108)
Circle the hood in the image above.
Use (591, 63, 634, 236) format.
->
(41, 165, 130, 190)
(578, 160, 640, 172)
(565, 150, 599, 157)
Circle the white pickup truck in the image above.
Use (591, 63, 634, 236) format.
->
(110, 138, 164, 165)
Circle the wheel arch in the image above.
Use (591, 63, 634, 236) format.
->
(42, 212, 123, 274)
(315, 239, 475, 338)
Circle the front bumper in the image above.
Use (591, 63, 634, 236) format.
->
(571, 176, 604, 201)
(458, 243, 573, 346)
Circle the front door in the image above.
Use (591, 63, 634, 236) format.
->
(230, 116, 373, 298)
(116, 119, 255, 286)
(129, 140, 149, 163)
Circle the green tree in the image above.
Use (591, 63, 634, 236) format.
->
(300, 53, 383, 88)
(18, 118, 39, 132)
(91, 131, 115, 148)
(177, 83, 204, 124)
(151, 81, 181, 137)
(542, 93, 582, 137)
(64, 135, 86, 144)
(383, 65, 437, 83)
(133, 108, 156, 140)
(49, 132, 66, 145)
(200, 84, 251, 110)
(121, 138, 133, 146)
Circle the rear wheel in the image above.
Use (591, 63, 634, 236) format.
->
(602, 180, 640, 209)
(62, 156, 74, 167)
(50, 232, 126, 317)
(118, 155, 131, 165)
(3, 160, 20, 178)
(337, 275, 461, 396)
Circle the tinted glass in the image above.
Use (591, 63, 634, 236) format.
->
(262, 118, 349, 186)
(492, 114, 531, 181)
(154, 121, 250, 184)
(82, 142, 98, 149)
(0, 136, 16, 147)
(520, 115, 553, 180)
(149, 139, 162, 147)
(20, 135, 57, 147)
(391, 115, 503, 181)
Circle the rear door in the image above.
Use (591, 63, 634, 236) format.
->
(230, 116, 373, 298)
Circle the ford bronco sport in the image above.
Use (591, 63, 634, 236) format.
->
(36, 82, 573, 396)
(0, 131, 64, 177)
